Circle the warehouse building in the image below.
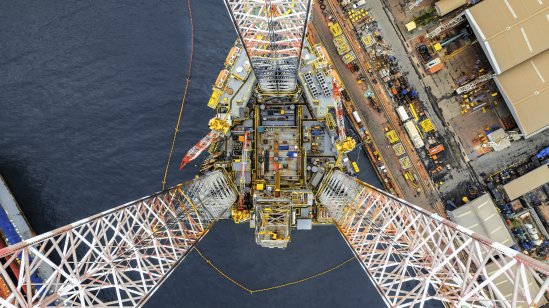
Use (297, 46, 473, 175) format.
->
(448, 193, 514, 246)
(466, 0, 549, 138)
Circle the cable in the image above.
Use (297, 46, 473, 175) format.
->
(194, 247, 356, 294)
(162, 0, 195, 190)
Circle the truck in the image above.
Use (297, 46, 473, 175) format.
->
(353, 0, 367, 8)
(425, 58, 444, 74)
(351, 111, 362, 124)
(396, 106, 410, 122)
(403, 121, 425, 149)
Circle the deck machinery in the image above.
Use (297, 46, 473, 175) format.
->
(186, 37, 356, 249)
(1, 1, 549, 308)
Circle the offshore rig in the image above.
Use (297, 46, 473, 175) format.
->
(179, 35, 358, 248)
(1, 1, 549, 307)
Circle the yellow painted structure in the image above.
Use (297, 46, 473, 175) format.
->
(208, 88, 223, 109)
(405, 21, 416, 32)
(385, 130, 400, 144)
(329, 22, 343, 36)
(399, 156, 412, 170)
(420, 118, 435, 132)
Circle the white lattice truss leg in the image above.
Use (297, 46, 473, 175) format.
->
(224, 0, 312, 94)
(318, 170, 549, 307)
(0, 170, 237, 307)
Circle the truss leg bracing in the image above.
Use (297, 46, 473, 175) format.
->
(0, 170, 237, 307)
(318, 170, 549, 307)
(224, 0, 312, 94)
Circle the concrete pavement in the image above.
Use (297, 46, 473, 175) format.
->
(358, 0, 479, 203)
(311, 3, 434, 209)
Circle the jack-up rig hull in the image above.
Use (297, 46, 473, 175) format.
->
(1, 1, 548, 307)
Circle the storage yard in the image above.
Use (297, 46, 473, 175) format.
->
(312, 0, 549, 260)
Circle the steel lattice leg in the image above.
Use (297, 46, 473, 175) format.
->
(224, 0, 312, 94)
(318, 170, 549, 307)
(0, 170, 237, 307)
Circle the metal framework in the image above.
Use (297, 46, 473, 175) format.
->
(255, 198, 291, 249)
(427, 12, 466, 38)
(0, 170, 237, 307)
(224, 0, 312, 94)
(318, 170, 549, 307)
(455, 73, 495, 94)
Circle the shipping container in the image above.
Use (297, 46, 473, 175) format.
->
(396, 106, 410, 122)
(403, 121, 425, 149)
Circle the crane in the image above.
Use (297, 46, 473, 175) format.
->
(332, 81, 356, 166)
(179, 117, 230, 169)
(238, 131, 249, 210)
(2, 1, 549, 307)
(426, 11, 466, 39)
(455, 73, 495, 94)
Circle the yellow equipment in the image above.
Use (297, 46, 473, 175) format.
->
(351, 161, 360, 173)
(385, 130, 399, 144)
(328, 22, 343, 36)
(209, 117, 231, 135)
(332, 82, 356, 167)
(208, 88, 223, 109)
(231, 207, 250, 224)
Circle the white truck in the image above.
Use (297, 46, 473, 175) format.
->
(396, 106, 410, 122)
(403, 121, 425, 149)
(352, 111, 362, 124)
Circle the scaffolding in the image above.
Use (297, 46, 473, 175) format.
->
(255, 198, 291, 249)
(0, 170, 237, 307)
(224, 0, 312, 94)
(318, 170, 549, 307)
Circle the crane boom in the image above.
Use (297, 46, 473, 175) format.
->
(180, 117, 230, 170)
(455, 73, 495, 94)
(332, 82, 347, 142)
(180, 130, 221, 169)
(237, 131, 249, 210)
(332, 81, 356, 166)
(426, 12, 466, 38)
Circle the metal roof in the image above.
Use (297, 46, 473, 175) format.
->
(503, 164, 549, 200)
(448, 193, 514, 246)
(494, 50, 549, 137)
(466, 0, 549, 74)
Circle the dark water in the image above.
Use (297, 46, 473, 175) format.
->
(0, 1, 388, 307)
